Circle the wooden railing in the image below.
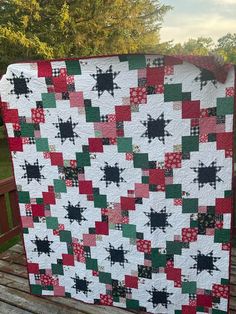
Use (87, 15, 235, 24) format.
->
(0, 177, 21, 245)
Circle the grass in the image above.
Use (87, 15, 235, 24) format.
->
(0, 125, 20, 251)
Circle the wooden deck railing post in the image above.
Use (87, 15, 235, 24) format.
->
(0, 177, 21, 246)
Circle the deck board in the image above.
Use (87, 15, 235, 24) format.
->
(0, 242, 235, 313)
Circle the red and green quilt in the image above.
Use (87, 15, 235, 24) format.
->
(0, 54, 234, 314)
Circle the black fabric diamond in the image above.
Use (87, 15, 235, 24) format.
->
(191, 160, 223, 189)
(144, 207, 172, 233)
(147, 287, 172, 309)
(141, 113, 172, 144)
(105, 243, 129, 267)
(53, 116, 79, 144)
(64, 201, 87, 224)
(7, 72, 32, 99)
(20, 159, 45, 184)
(100, 162, 126, 187)
(191, 250, 220, 275)
(71, 274, 91, 296)
(31, 236, 54, 257)
(91, 65, 120, 97)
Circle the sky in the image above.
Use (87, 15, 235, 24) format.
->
(160, 0, 236, 44)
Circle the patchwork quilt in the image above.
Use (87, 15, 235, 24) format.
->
(0, 54, 235, 314)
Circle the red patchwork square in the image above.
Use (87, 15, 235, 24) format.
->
(52, 77, 67, 93)
(88, 138, 103, 152)
(79, 180, 93, 194)
(3, 109, 19, 123)
(146, 67, 165, 85)
(165, 152, 182, 169)
(95, 222, 109, 235)
(115, 105, 131, 121)
(217, 132, 233, 150)
(69, 91, 84, 107)
(31, 108, 45, 123)
(42, 192, 56, 205)
(8, 137, 23, 151)
(182, 305, 196, 314)
(31, 204, 45, 217)
(149, 169, 165, 185)
(216, 197, 232, 214)
(37, 61, 52, 77)
(182, 101, 200, 119)
(125, 275, 138, 288)
(50, 152, 64, 166)
(120, 197, 135, 210)
(28, 262, 39, 274)
(62, 254, 75, 266)
(197, 294, 212, 307)
(130, 87, 147, 105)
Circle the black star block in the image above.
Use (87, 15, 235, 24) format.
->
(91, 65, 120, 97)
(53, 116, 79, 144)
(64, 201, 87, 224)
(105, 243, 129, 267)
(31, 236, 54, 257)
(147, 287, 172, 309)
(141, 113, 172, 144)
(20, 159, 45, 184)
(100, 162, 126, 187)
(144, 207, 172, 233)
(191, 160, 223, 189)
(7, 72, 32, 99)
(71, 274, 91, 296)
(190, 250, 220, 275)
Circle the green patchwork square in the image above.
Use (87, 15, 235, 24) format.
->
(85, 106, 100, 122)
(151, 248, 166, 267)
(166, 184, 182, 199)
(59, 230, 72, 243)
(65, 60, 81, 75)
(30, 285, 42, 295)
(221, 278, 229, 285)
(46, 217, 58, 229)
(18, 191, 30, 203)
(20, 123, 35, 137)
(214, 229, 230, 243)
(36, 138, 49, 152)
(94, 194, 107, 208)
(133, 153, 149, 168)
(99, 271, 112, 284)
(182, 136, 199, 152)
(164, 84, 182, 101)
(182, 281, 196, 294)
(127, 55, 146, 70)
(126, 299, 139, 310)
(122, 224, 136, 238)
(42, 93, 56, 108)
(217, 97, 234, 115)
(117, 137, 133, 152)
(86, 258, 98, 271)
(212, 310, 227, 314)
(53, 179, 67, 193)
(52, 263, 64, 275)
(76, 152, 90, 167)
(166, 241, 183, 255)
(182, 198, 198, 213)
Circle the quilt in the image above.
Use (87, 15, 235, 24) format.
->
(0, 54, 234, 314)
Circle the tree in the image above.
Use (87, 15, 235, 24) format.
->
(215, 33, 236, 64)
(0, 0, 171, 74)
(167, 37, 214, 56)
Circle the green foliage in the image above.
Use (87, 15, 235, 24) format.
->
(0, 0, 171, 74)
